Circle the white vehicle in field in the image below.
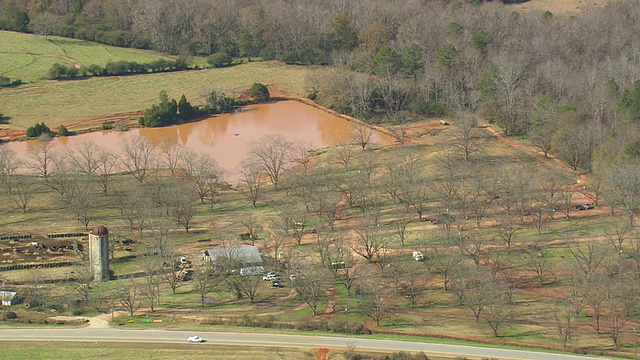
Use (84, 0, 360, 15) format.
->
(188, 335, 205, 343)
(263, 272, 277, 281)
(412, 251, 424, 261)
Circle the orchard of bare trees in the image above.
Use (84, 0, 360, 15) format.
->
(1, 120, 640, 356)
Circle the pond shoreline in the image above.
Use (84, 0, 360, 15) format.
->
(0, 87, 397, 144)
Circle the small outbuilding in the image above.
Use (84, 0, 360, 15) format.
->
(0, 290, 18, 306)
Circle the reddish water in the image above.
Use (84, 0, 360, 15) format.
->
(5, 101, 393, 180)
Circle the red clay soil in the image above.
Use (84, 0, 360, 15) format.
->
(316, 348, 329, 360)
(0, 129, 26, 140)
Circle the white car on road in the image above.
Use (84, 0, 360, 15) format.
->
(188, 335, 205, 343)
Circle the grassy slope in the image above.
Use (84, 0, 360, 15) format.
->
(0, 60, 311, 131)
(0, 31, 311, 132)
(0, 31, 174, 81)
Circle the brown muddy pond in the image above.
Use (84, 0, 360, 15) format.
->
(6, 100, 394, 181)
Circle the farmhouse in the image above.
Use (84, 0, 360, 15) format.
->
(203, 245, 263, 274)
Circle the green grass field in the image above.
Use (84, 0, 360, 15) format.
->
(1, 63, 311, 131)
(0, 30, 312, 132)
(0, 31, 175, 81)
(0, 342, 322, 360)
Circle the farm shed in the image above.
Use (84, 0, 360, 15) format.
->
(204, 245, 263, 270)
(0, 290, 18, 306)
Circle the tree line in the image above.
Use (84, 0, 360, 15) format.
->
(48, 58, 190, 80)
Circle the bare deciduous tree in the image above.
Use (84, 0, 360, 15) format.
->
(67, 263, 93, 302)
(604, 222, 631, 259)
(583, 273, 608, 334)
(422, 230, 463, 291)
(525, 240, 551, 284)
(290, 140, 314, 176)
(70, 140, 101, 177)
(69, 184, 95, 230)
(120, 135, 156, 183)
(146, 214, 174, 258)
(226, 272, 262, 303)
(159, 140, 186, 175)
(452, 111, 481, 161)
(603, 163, 640, 226)
(482, 279, 513, 337)
(169, 180, 198, 233)
(9, 176, 34, 213)
(360, 274, 393, 326)
(114, 182, 150, 234)
(559, 183, 575, 220)
(0, 146, 22, 195)
(291, 265, 327, 316)
(182, 150, 225, 205)
(352, 221, 390, 263)
(387, 258, 428, 309)
(95, 146, 118, 195)
(118, 275, 142, 317)
(496, 212, 520, 254)
(554, 306, 575, 350)
(310, 187, 342, 230)
(278, 201, 308, 245)
(326, 235, 361, 296)
(249, 133, 292, 189)
(565, 236, 611, 278)
(392, 208, 412, 247)
(238, 159, 265, 208)
(160, 245, 188, 295)
(27, 135, 55, 181)
(333, 142, 355, 172)
(352, 123, 373, 151)
(238, 211, 261, 246)
(469, 172, 490, 229)
(138, 253, 161, 312)
(192, 263, 222, 307)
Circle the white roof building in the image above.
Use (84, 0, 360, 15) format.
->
(204, 245, 263, 270)
(0, 291, 17, 306)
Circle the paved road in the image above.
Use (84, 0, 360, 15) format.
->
(0, 325, 604, 360)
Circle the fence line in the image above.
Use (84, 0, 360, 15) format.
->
(0, 235, 32, 241)
(0, 261, 79, 272)
(46, 233, 86, 239)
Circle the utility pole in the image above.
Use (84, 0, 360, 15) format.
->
(634, 323, 637, 360)
(345, 297, 349, 332)
(2, 281, 6, 319)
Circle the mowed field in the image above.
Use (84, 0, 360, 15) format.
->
(0, 342, 326, 360)
(0, 30, 312, 132)
(0, 31, 177, 81)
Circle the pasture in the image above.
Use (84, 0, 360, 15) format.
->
(1, 30, 311, 133)
(0, 59, 311, 131)
(0, 31, 174, 81)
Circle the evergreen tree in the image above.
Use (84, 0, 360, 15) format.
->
(249, 83, 270, 102)
(178, 94, 196, 121)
